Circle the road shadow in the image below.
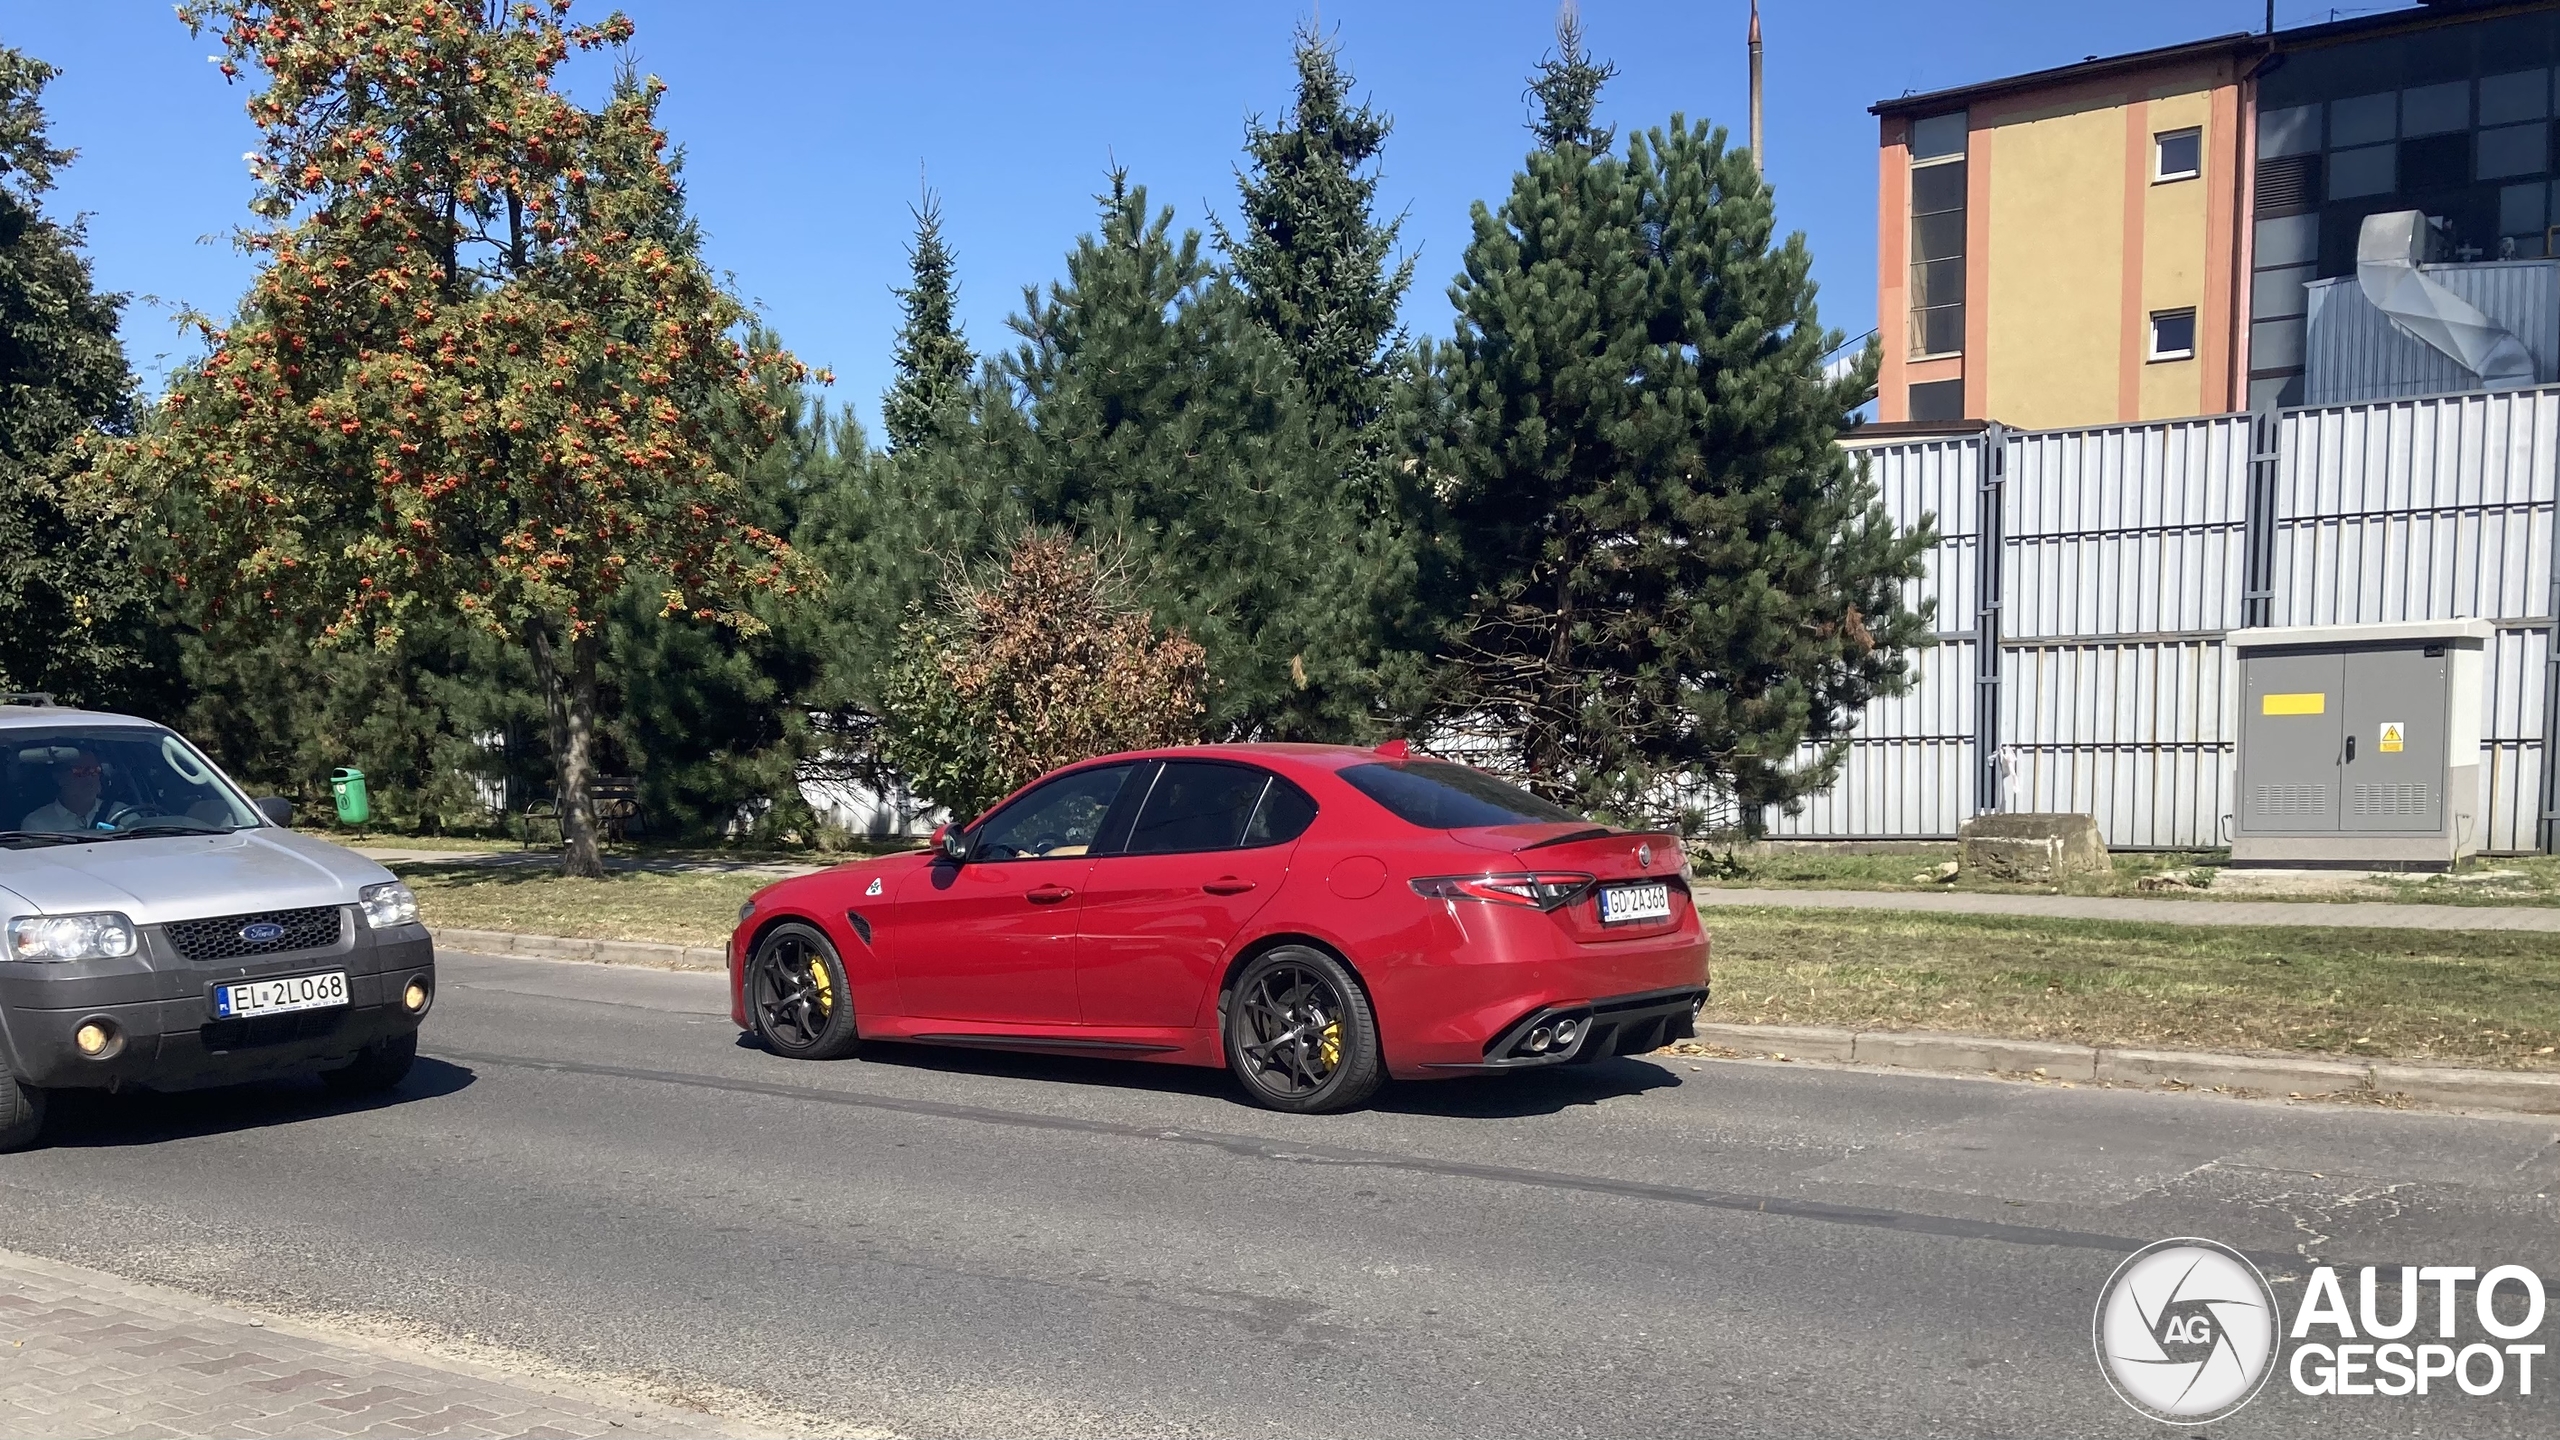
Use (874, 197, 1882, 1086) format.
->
(36, 1056, 477, 1150)
(782, 1033, 1683, 1118)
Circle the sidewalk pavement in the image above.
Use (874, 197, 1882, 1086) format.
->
(1691, 885, 2560, 931)
(0, 1249, 759, 1439)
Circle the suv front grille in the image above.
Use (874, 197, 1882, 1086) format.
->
(165, 906, 345, 962)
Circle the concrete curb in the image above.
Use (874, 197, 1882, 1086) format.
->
(433, 927, 725, 972)
(1690, 1021, 2560, 1114)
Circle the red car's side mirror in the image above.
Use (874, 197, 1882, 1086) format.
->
(932, 823, 973, 864)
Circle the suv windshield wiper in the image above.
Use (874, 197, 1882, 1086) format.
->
(98, 824, 237, 841)
(0, 829, 106, 847)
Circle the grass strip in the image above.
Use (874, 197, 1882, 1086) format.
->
(1703, 907, 2560, 1070)
(399, 863, 2560, 1070)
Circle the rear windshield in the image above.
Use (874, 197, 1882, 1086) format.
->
(1338, 760, 1589, 830)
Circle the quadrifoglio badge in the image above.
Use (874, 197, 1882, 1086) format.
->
(2095, 1238, 2549, 1423)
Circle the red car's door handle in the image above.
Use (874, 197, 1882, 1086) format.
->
(1202, 877, 1256, 895)
(1025, 884, 1076, 904)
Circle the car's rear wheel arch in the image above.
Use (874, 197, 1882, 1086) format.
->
(1217, 933, 1372, 1023)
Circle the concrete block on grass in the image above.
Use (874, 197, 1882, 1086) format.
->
(2095, 1047, 2369, 1095)
(1689, 1023, 1856, 1062)
(2371, 1065, 2560, 1113)
(1956, 812, 2108, 884)
(1852, 1030, 2097, 1079)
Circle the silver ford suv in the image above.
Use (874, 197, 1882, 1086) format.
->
(0, 701, 435, 1149)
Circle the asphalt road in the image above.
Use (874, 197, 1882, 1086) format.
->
(1, 950, 2554, 1438)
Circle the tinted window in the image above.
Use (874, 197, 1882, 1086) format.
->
(1339, 760, 1589, 830)
(1242, 777, 1318, 846)
(1125, 762, 1268, 855)
(972, 764, 1134, 861)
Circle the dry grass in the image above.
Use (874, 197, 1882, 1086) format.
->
(1704, 907, 2560, 1070)
(398, 863, 772, 949)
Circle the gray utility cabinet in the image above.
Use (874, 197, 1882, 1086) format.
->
(2229, 620, 2490, 868)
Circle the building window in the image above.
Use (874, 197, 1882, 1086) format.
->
(2328, 142, 2396, 200)
(1907, 378, 1964, 422)
(1907, 111, 1966, 360)
(2149, 309, 2198, 362)
(2154, 128, 2202, 182)
(2478, 121, 2549, 180)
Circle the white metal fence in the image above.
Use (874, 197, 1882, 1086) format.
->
(1770, 386, 2560, 853)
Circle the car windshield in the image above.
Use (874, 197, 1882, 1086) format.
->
(1338, 760, 1591, 829)
(0, 726, 263, 845)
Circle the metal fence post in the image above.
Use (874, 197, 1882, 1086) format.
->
(2544, 427, 2560, 853)
(1974, 424, 2007, 814)
(2242, 401, 2280, 630)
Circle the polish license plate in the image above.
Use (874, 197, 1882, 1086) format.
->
(1599, 882, 1672, 925)
(213, 970, 349, 1019)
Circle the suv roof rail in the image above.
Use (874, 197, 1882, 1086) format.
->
(0, 693, 58, 708)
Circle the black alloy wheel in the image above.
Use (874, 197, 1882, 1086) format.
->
(1224, 946, 1384, 1114)
(748, 922, 861, 1060)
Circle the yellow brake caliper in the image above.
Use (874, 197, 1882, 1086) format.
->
(1318, 1020, 1342, 1069)
(808, 957, 833, 1017)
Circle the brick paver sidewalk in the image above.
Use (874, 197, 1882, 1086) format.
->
(0, 1249, 752, 1439)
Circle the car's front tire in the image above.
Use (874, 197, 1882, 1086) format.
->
(1224, 946, 1384, 1114)
(747, 922, 861, 1060)
(321, 1031, 418, 1095)
(0, 1053, 45, 1152)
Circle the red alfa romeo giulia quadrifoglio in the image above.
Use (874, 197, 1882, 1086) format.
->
(727, 742, 1709, 1112)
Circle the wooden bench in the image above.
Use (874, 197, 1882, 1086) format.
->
(518, 775, 643, 847)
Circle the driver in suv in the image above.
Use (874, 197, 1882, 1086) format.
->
(22, 748, 114, 834)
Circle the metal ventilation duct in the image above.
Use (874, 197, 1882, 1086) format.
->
(2357, 210, 2536, 389)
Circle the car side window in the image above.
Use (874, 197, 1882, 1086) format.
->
(1123, 762, 1271, 855)
(972, 764, 1136, 861)
(1241, 776, 1318, 847)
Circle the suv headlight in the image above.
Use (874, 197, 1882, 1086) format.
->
(7, 912, 139, 963)
(358, 881, 420, 929)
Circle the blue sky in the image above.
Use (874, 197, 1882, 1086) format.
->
(12, 0, 2385, 438)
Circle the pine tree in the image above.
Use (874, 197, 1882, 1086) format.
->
(0, 46, 162, 710)
(987, 173, 1362, 740)
(880, 191, 973, 454)
(1214, 23, 1412, 438)
(1422, 47, 1932, 829)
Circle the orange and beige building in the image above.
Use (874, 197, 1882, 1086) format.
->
(1872, 0, 2560, 427)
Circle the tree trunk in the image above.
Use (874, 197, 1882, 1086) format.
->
(527, 619, 606, 879)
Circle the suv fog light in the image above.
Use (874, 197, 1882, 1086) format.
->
(402, 978, 432, 1015)
(1554, 1019, 1581, 1047)
(74, 1020, 117, 1057)
(1526, 1025, 1554, 1053)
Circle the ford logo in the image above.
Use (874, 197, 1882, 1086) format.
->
(239, 921, 286, 944)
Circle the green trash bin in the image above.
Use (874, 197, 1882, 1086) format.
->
(329, 767, 371, 826)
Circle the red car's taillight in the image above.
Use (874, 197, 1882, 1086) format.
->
(1409, 872, 1595, 912)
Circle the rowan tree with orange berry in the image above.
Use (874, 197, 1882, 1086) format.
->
(114, 0, 817, 876)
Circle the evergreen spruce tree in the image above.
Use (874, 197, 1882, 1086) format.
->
(1421, 36, 1932, 831)
(986, 173, 1361, 740)
(1525, 6, 1617, 153)
(0, 46, 162, 710)
(880, 191, 973, 454)
(1214, 23, 1413, 438)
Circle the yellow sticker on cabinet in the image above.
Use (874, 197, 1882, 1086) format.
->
(2260, 692, 2327, 715)
(2379, 722, 2404, 753)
